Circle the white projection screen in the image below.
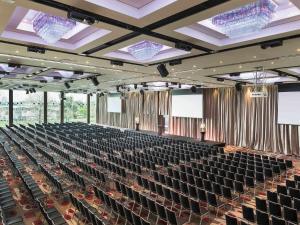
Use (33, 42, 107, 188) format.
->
(278, 91, 300, 125)
(107, 96, 121, 113)
(172, 94, 203, 118)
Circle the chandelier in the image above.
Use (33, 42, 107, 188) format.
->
(33, 13, 76, 44)
(128, 40, 163, 61)
(212, 0, 276, 38)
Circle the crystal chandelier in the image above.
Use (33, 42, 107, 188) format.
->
(128, 40, 163, 61)
(212, 0, 276, 38)
(33, 13, 76, 44)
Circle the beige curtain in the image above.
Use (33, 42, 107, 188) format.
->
(98, 87, 300, 154)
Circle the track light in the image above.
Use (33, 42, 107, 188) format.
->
(140, 89, 144, 95)
(169, 59, 182, 66)
(191, 86, 197, 93)
(178, 83, 181, 88)
(26, 89, 29, 94)
(217, 78, 225, 82)
(32, 88, 36, 93)
(111, 60, 124, 66)
(116, 86, 120, 92)
(165, 82, 169, 87)
(134, 84, 137, 89)
(260, 40, 283, 49)
(64, 82, 70, 89)
(91, 76, 99, 86)
(229, 72, 240, 77)
(157, 64, 169, 77)
(29, 89, 33, 93)
(67, 11, 95, 25)
(27, 46, 46, 54)
(175, 42, 192, 51)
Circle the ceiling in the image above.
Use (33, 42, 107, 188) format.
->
(0, 0, 299, 93)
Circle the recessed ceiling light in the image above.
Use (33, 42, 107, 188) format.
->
(193, 65, 197, 68)
(171, 68, 174, 71)
(7, 59, 10, 61)
(239, 65, 243, 68)
(297, 48, 300, 52)
(41, 62, 44, 65)
(271, 61, 274, 64)
(54, 56, 57, 59)
(86, 61, 89, 64)
(219, 60, 223, 64)
(253, 56, 257, 59)
(213, 69, 216, 72)
(15, 50, 19, 53)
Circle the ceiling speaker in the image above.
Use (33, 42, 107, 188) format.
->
(235, 83, 243, 92)
(157, 64, 169, 77)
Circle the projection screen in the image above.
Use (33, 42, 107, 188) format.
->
(171, 94, 203, 118)
(278, 91, 300, 125)
(107, 96, 121, 113)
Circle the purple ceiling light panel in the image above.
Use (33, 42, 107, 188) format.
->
(212, 0, 276, 38)
(128, 40, 163, 60)
(33, 13, 76, 44)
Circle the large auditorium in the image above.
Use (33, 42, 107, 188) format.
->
(0, 0, 300, 225)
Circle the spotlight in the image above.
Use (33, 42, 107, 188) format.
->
(229, 72, 240, 77)
(74, 71, 84, 75)
(67, 11, 95, 25)
(169, 59, 182, 66)
(178, 83, 181, 88)
(89, 93, 93, 97)
(91, 77, 99, 86)
(29, 89, 33, 93)
(140, 89, 144, 95)
(26, 89, 29, 94)
(157, 64, 169, 77)
(235, 83, 243, 92)
(191, 86, 197, 93)
(142, 83, 148, 88)
(111, 60, 124, 66)
(260, 40, 283, 49)
(165, 82, 169, 87)
(217, 78, 225, 82)
(8, 63, 21, 68)
(175, 42, 192, 51)
(27, 46, 46, 54)
(64, 82, 71, 89)
(99, 92, 104, 97)
(116, 86, 120, 92)
(134, 84, 137, 89)
(32, 88, 36, 93)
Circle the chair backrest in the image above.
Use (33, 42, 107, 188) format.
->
(132, 212, 142, 225)
(180, 194, 190, 209)
(171, 191, 180, 204)
(124, 207, 133, 223)
(256, 209, 270, 225)
(245, 176, 254, 188)
(140, 194, 148, 209)
(207, 192, 217, 207)
(197, 188, 207, 202)
(234, 181, 244, 194)
(268, 201, 282, 217)
(277, 185, 287, 195)
(242, 204, 255, 223)
(271, 216, 286, 225)
(255, 197, 267, 212)
(279, 194, 292, 208)
(155, 203, 167, 221)
(190, 199, 200, 214)
(163, 187, 172, 201)
(293, 197, 300, 212)
(283, 206, 298, 224)
(222, 185, 232, 200)
(147, 198, 157, 214)
(166, 208, 178, 225)
(188, 184, 197, 198)
(288, 187, 300, 199)
(225, 214, 238, 225)
(267, 190, 278, 203)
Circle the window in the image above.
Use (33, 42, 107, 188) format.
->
(64, 93, 87, 123)
(48, 92, 60, 123)
(13, 90, 44, 125)
(0, 90, 9, 127)
(90, 94, 96, 123)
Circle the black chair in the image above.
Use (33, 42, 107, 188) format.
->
(269, 201, 282, 217)
(283, 206, 298, 225)
(207, 192, 223, 217)
(124, 206, 134, 224)
(188, 184, 197, 199)
(155, 203, 167, 225)
(132, 212, 142, 225)
(256, 209, 270, 225)
(179, 194, 190, 217)
(277, 185, 287, 195)
(271, 216, 286, 225)
(255, 197, 267, 212)
(197, 188, 207, 204)
(225, 214, 238, 225)
(245, 176, 255, 193)
(289, 187, 300, 199)
(242, 204, 255, 223)
(293, 197, 300, 212)
(166, 208, 178, 225)
(212, 182, 222, 196)
(279, 194, 292, 208)
(267, 190, 278, 203)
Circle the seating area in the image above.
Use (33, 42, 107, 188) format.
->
(0, 122, 297, 225)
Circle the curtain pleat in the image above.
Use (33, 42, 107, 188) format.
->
(97, 87, 300, 154)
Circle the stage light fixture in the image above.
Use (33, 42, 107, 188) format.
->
(191, 86, 197, 93)
(111, 60, 123, 66)
(134, 84, 137, 89)
(67, 11, 95, 25)
(217, 78, 225, 82)
(175, 42, 192, 51)
(64, 82, 70, 89)
(91, 76, 99, 86)
(27, 46, 46, 54)
(260, 40, 283, 49)
(157, 64, 169, 77)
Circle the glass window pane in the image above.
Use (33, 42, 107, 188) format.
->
(13, 90, 44, 125)
(90, 94, 96, 123)
(0, 90, 9, 127)
(64, 93, 87, 123)
(48, 92, 60, 123)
